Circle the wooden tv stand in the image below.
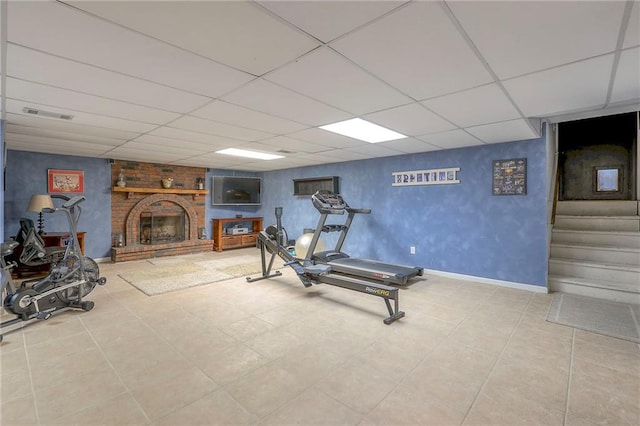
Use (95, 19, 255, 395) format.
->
(212, 217, 262, 252)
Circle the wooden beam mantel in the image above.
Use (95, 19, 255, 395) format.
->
(112, 186, 208, 200)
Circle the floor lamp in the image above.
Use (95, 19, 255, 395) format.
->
(27, 194, 54, 235)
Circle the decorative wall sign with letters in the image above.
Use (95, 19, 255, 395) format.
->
(392, 167, 460, 186)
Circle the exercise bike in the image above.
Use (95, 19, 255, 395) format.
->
(0, 196, 107, 342)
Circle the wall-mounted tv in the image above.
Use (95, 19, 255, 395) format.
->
(212, 176, 261, 206)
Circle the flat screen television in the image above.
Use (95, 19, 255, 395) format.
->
(212, 176, 261, 206)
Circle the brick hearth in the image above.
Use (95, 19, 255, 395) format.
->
(111, 160, 212, 262)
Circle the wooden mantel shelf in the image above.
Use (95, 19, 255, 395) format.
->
(112, 186, 208, 200)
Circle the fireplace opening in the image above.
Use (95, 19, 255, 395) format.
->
(140, 211, 186, 244)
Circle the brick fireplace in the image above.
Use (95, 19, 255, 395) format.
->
(110, 160, 212, 262)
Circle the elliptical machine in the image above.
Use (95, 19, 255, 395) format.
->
(0, 196, 107, 342)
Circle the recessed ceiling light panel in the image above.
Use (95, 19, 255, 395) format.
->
(215, 148, 284, 160)
(22, 107, 73, 120)
(320, 118, 406, 143)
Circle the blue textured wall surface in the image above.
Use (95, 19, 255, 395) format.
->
(260, 137, 548, 287)
(4, 150, 112, 258)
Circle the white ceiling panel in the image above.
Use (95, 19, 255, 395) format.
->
(287, 127, 366, 149)
(6, 124, 124, 147)
(104, 147, 186, 162)
(265, 47, 412, 115)
(191, 100, 308, 134)
(6, 133, 116, 156)
(258, 1, 405, 43)
(9, 1, 254, 98)
(67, 0, 320, 76)
(448, 1, 625, 79)
(169, 116, 274, 142)
(318, 149, 373, 162)
(611, 47, 640, 104)
(363, 102, 455, 136)
(222, 79, 351, 126)
(417, 129, 483, 150)
(131, 135, 217, 153)
(377, 137, 442, 154)
(5, 113, 140, 141)
(422, 84, 521, 128)
(331, 1, 492, 100)
(6, 99, 156, 134)
(118, 141, 207, 156)
(465, 119, 540, 144)
(623, 1, 640, 48)
(7, 78, 179, 125)
(344, 143, 404, 158)
(149, 127, 241, 147)
(503, 55, 614, 117)
(7, 44, 210, 113)
(257, 136, 331, 154)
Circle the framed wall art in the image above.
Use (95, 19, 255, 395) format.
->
(48, 169, 84, 193)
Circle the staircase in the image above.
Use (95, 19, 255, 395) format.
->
(549, 200, 640, 304)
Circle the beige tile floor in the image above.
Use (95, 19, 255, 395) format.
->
(1, 247, 639, 425)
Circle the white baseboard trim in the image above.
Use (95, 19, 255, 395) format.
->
(94, 257, 112, 264)
(423, 268, 548, 294)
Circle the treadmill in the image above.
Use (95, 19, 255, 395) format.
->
(304, 190, 423, 286)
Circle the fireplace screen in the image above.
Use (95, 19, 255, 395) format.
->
(140, 211, 186, 244)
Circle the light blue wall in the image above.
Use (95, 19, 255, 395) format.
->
(1, 120, 4, 240)
(3, 150, 112, 258)
(259, 136, 548, 287)
(4, 133, 549, 288)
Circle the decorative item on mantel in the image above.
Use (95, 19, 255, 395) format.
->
(117, 169, 126, 187)
(197, 177, 205, 190)
(161, 177, 174, 189)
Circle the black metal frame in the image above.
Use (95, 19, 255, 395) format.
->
(247, 206, 405, 324)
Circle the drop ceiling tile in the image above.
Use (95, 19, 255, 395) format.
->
(265, 47, 412, 115)
(169, 116, 274, 142)
(257, 136, 330, 154)
(232, 142, 287, 156)
(448, 1, 624, 79)
(344, 144, 404, 158)
(9, 1, 254, 97)
(623, 1, 639, 48)
(319, 149, 373, 161)
(286, 128, 367, 149)
(6, 124, 124, 147)
(611, 47, 640, 104)
(191, 101, 308, 134)
(68, 0, 320, 75)
(5, 113, 140, 140)
(7, 45, 209, 113)
(6, 99, 156, 134)
(331, 1, 492, 100)
(417, 129, 483, 150)
(106, 147, 184, 163)
(119, 141, 204, 156)
(222, 79, 351, 126)
(149, 127, 241, 147)
(7, 78, 180, 125)
(132, 134, 216, 153)
(422, 84, 521, 128)
(258, 1, 403, 43)
(377, 137, 442, 154)
(5, 133, 117, 156)
(363, 102, 455, 136)
(502, 55, 613, 117)
(465, 119, 539, 144)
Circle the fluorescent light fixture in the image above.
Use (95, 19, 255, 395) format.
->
(320, 118, 406, 143)
(216, 148, 284, 160)
(23, 107, 73, 120)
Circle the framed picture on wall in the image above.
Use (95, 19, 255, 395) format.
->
(48, 169, 84, 193)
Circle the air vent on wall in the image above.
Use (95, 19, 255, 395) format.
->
(23, 107, 73, 120)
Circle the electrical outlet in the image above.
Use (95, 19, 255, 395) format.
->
(410, 246, 416, 254)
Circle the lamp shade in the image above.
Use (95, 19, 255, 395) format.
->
(27, 194, 54, 212)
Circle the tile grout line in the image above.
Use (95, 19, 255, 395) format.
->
(563, 328, 576, 426)
(460, 293, 536, 424)
(22, 332, 42, 426)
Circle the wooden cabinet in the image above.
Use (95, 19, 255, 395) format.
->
(212, 217, 262, 252)
(42, 232, 86, 254)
